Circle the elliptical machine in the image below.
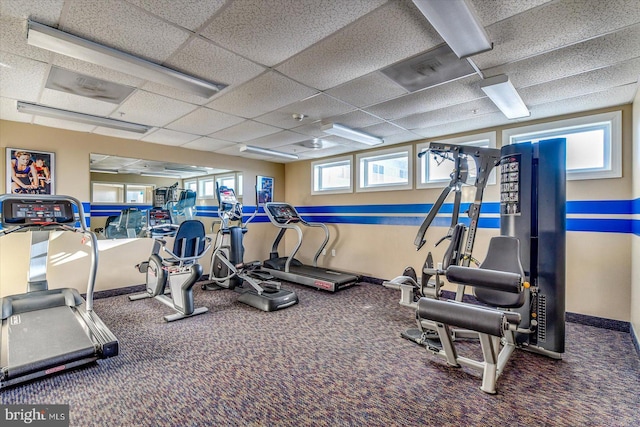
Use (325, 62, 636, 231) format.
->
(129, 220, 211, 322)
(202, 185, 298, 312)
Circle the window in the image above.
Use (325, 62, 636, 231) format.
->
(416, 132, 497, 189)
(198, 178, 215, 198)
(311, 156, 352, 195)
(216, 174, 236, 193)
(184, 180, 197, 192)
(126, 184, 154, 204)
(502, 111, 622, 180)
(356, 147, 412, 192)
(92, 183, 124, 203)
(91, 182, 154, 204)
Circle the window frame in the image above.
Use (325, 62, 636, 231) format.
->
(356, 146, 413, 193)
(311, 155, 353, 195)
(91, 181, 155, 205)
(416, 131, 497, 189)
(502, 111, 622, 181)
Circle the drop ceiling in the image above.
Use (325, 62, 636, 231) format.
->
(1, 0, 639, 164)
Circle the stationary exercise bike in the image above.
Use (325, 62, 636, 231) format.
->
(130, 220, 212, 322)
(202, 185, 298, 312)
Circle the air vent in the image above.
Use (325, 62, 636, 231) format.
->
(45, 66, 135, 104)
(296, 138, 336, 150)
(381, 44, 476, 92)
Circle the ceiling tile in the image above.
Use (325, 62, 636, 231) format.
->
(166, 107, 245, 135)
(412, 112, 508, 139)
(32, 115, 97, 133)
(165, 36, 265, 91)
(526, 83, 637, 120)
(255, 93, 355, 128)
(207, 71, 318, 118)
(127, 0, 227, 31)
(0, 15, 52, 62)
(0, 98, 32, 123)
(276, 1, 443, 90)
(59, 1, 190, 63)
(394, 98, 499, 130)
(297, 144, 357, 159)
(365, 74, 482, 120)
(180, 137, 236, 152)
(325, 109, 384, 129)
(276, 139, 341, 155)
(486, 24, 640, 90)
(245, 130, 309, 149)
(0, 0, 63, 26)
(470, 0, 553, 26)
(111, 90, 197, 127)
(213, 143, 246, 157)
(210, 120, 282, 142)
(141, 128, 200, 146)
(40, 88, 119, 116)
(200, 0, 386, 67)
(521, 57, 640, 106)
(474, 0, 640, 69)
(0, 52, 49, 102)
(325, 71, 407, 108)
(362, 121, 413, 138)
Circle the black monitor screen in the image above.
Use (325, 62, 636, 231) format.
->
(2, 200, 75, 225)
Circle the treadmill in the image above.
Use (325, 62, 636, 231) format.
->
(262, 202, 359, 292)
(0, 194, 118, 388)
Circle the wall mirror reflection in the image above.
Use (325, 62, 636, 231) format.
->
(89, 153, 242, 239)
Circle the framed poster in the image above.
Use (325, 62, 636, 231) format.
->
(6, 148, 55, 195)
(256, 176, 273, 205)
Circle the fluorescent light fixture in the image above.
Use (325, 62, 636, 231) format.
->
(480, 75, 530, 119)
(17, 101, 151, 133)
(239, 145, 299, 160)
(412, 0, 492, 58)
(321, 123, 383, 146)
(27, 20, 226, 98)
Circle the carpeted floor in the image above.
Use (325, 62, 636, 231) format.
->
(2, 282, 639, 426)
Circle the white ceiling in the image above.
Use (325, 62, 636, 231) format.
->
(1, 0, 639, 165)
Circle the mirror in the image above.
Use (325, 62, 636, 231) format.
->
(90, 153, 241, 239)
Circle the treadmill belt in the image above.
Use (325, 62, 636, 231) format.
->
(7, 305, 97, 376)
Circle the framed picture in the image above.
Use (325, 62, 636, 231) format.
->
(6, 148, 55, 195)
(256, 176, 273, 205)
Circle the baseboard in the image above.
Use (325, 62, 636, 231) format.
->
(86, 284, 146, 300)
(632, 324, 640, 357)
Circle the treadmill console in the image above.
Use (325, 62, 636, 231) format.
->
(2, 199, 75, 225)
(266, 203, 301, 224)
(148, 208, 172, 227)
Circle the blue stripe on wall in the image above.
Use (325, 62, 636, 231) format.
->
(88, 199, 640, 234)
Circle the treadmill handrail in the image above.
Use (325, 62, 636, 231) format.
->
(264, 202, 330, 270)
(0, 194, 99, 312)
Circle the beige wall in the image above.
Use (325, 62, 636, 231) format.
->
(1, 100, 637, 325)
(632, 88, 640, 344)
(285, 105, 635, 322)
(0, 120, 284, 296)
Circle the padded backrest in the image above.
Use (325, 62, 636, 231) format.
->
(442, 223, 466, 270)
(474, 236, 525, 308)
(123, 208, 143, 229)
(176, 190, 196, 209)
(172, 220, 205, 259)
